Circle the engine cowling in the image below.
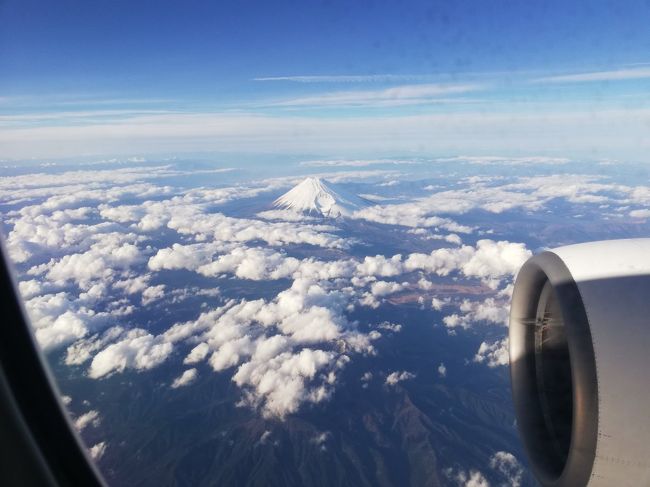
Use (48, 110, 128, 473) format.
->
(509, 238, 650, 487)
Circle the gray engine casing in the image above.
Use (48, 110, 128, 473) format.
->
(509, 238, 650, 487)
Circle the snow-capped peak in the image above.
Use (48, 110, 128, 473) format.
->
(273, 177, 369, 217)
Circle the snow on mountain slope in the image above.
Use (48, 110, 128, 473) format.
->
(273, 177, 370, 217)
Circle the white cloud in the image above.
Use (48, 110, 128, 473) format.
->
(443, 297, 510, 331)
(299, 158, 419, 167)
(142, 284, 165, 305)
(4, 108, 650, 160)
(28, 232, 146, 290)
(267, 83, 481, 108)
(209, 336, 254, 372)
(11, 160, 639, 428)
(171, 369, 198, 388)
(153, 273, 376, 417)
(352, 173, 643, 233)
(377, 322, 402, 333)
(431, 297, 449, 311)
(256, 209, 318, 222)
(74, 410, 100, 432)
(89, 442, 107, 460)
(147, 242, 224, 272)
(197, 247, 301, 281)
(353, 203, 472, 231)
(233, 348, 338, 418)
(405, 240, 531, 287)
(369, 280, 404, 297)
(183, 342, 210, 364)
(310, 431, 331, 451)
(258, 430, 273, 445)
(18, 279, 49, 299)
(438, 363, 447, 378)
(254, 74, 427, 83)
(474, 338, 509, 368)
(356, 254, 404, 277)
(0, 166, 176, 197)
(385, 370, 416, 386)
(65, 326, 127, 366)
(88, 329, 173, 378)
(25, 293, 127, 352)
(438, 155, 570, 166)
(490, 451, 524, 487)
(535, 66, 650, 83)
(445, 466, 491, 487)
(630, 208, 650, 218)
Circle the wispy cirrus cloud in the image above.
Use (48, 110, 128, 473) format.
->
(3, 107, 650, 159)
(254, 74, 432, 83)
(0, 109, 175, 124)
(534, 65, 650, 83)
(266, 83, 483, 108)
(299, 158, 420, 167)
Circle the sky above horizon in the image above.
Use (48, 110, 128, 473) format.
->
(2, 0, 650, 161)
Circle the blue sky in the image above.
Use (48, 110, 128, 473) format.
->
(2, 0, 650, 160)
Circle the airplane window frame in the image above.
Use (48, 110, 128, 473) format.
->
(0, 237, 105, 487)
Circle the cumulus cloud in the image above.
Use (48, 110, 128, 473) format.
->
(385, 370, 416, 386)
(171, 368, 198, 388)
(257, 430, 273, 446)
(377, 322, 402, 333)
(443, 297, 510, 331)
(350, 172, 648, 235)
(103, 196, 349, 249)
(431, 297, 449, 311)
(356, 254, 404, 277)
(256, 209, 318, 222)
(438, 363, 447, 378)
(630, 208, 650, 218)
(438, 155, 570, 166)
(197, 247, 302, 281)
(405, 240, 531, 289)
(369, 280, 405, 297)
(88, 329, 173, 378)
(149, 243, 355, 284)
(153, 274, 376, 417)
(9, 161, 620, 427)
(310, 431, 331, 451)
(147, 242, 224, 272)
(89, 442, 107, 460)
(490, 451, 524, 487)
(234, 349, 339, 418)
(28, 232, 146, 290)
(26, 292, 130, 351)
(74, 410, 100, 432)
(474, 338, 509, 368)
(183, 342, 210, 364)
(300, 158, 418, 167)
(142, 284, 165, 305)
(353, 204, 473, 232)
(449, 469, 490, 487)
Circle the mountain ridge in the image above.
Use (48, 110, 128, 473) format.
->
(273, 177, 370, 218)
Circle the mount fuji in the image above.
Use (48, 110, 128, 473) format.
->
(273, 177, 370, 218)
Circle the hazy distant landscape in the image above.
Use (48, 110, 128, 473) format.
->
(2, 155, 649, 486)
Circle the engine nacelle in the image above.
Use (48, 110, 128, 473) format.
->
(509, 238, 650, 487)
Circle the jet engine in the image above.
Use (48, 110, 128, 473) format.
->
(509, 238, 650, 487)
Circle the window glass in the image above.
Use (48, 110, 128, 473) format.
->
(2, 1, 650, 486)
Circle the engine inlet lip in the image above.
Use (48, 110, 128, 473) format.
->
(510, 251, 598, 487)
